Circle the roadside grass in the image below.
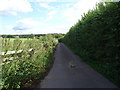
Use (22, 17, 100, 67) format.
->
(1, 35, 58, 89)
(84, 60, 120, 87)
(67, 46, 119, 87)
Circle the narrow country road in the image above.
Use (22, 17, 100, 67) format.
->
(37, 43, 117, 88)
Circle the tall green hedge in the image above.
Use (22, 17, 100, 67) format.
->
(61, 2, 120, 87)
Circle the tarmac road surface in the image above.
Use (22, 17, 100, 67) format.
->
(37, 43, 117, 88)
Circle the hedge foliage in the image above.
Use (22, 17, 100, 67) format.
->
(61, 2, 120, 87)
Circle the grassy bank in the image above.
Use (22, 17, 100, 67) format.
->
(1, 35, 58, 89)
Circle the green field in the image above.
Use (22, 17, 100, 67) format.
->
(2, 38, 31, 44)
(8, 38, 29, 41)
(1, 35, 58, 89)
(1, 38, 40, 52)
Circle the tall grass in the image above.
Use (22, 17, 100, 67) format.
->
(1, 35, 58, 89)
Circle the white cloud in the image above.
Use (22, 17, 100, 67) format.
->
(46, 11, 57, 21)
(48, 11, 57, 15)
(62, 0, 99, 23)
(30, 0, 57, 2)
(20, 24, 69, 34)
(0, 11, 18, 16)
(74, 0, 99, 12)
(39, 3, 54, 9)
(0, 0, 33, 16)
(6, 25, 14, 30)
(13, 18, 47, 30)
(17, 18, 46, 26)
(0, 0, 101, 35)
(29, 0, 79, 3)
(55, 3, 72, 9)
(0, 20, 73, 34)
(0, 25, 17, 35)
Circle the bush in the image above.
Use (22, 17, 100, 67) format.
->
(62, 2, 120, 87)
(1, 35, 58, 89)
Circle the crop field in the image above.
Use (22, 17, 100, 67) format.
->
(0, 35, 58, 89)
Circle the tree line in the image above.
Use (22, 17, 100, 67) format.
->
(1, 33, 64, 39)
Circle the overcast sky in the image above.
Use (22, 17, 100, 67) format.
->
(0, 0, 100, 35)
